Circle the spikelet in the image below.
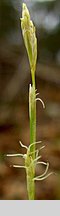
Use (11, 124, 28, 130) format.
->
(21, 3, 37, 77)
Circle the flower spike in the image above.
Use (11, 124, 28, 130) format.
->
(21, 3, 37, 78)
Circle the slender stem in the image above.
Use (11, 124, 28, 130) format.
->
(30, 86, 36, 159)
(30, 71, 36, 158)
(27, 171, 35, 200)
(26, 71, 36, 200)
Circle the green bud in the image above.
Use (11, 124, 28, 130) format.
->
(21, 3, 37, 77)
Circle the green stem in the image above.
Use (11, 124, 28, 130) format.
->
(30, 70, 36, 157)
(27, 168, 35, 200)
(30, 88, 36, 158)
(26, 71, 36, 200)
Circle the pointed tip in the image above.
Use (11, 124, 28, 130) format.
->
(22, 3, 26, 8)
(22, 3, 27, 12)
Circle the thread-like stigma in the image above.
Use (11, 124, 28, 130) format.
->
(29, 140, 42, 150)
(12, 165, 26, 169)
(33, 155, 42, 162)
(19, 141, 28, 150)
(36, 97, 45, 109)
(36, 161, 49, 177)
(33, 172, 53, 181)
(6, 153, 24, 157)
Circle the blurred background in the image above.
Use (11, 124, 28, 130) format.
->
(0, 0, 60, 200)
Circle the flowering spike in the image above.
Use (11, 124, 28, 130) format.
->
(21, 3, 37, 81)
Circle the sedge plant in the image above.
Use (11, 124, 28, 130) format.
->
(6, 3, 53, 200)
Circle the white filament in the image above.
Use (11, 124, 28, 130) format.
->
(6, 153, 24, 157)
(36, 97, 45, 109)
(33, 172, 53, 181)
(19, 141, 28, 150)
